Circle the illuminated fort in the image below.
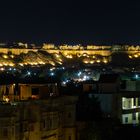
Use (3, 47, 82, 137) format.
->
(0, 43, 139, 67)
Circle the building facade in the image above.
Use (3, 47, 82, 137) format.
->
(0, 96, 78, 140)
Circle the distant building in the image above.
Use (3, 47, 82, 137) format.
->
(19, 83, 59, 100)
(0, 82, 59, 102)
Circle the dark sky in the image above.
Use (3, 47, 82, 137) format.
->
(0, 0, 140, 45)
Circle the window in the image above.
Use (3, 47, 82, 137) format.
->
(125, 117, 128, 123)
(89, 85, 93, 91)
(128, 99, 131, 108)
(122, 98, 126, 109)
(43, 120, 46, 129)
(29, 124, 34, 131)
(138, 98, 140, 106)
(138, 112, 140, 120)
(5, 86, 9, 95)
(3, 128, 8, 137)
(132, 113, 136, 120)
(49, 119, 52, 129)
(68, 112, 72, 118)
(31, 88, 39, 95)
(120, 80, 126, 89)
(68, 136, 71, 140)
(133, 98, 136, 106)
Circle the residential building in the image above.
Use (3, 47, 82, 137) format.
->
(0, 96, 78, 140)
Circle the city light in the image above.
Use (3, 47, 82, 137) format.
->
(77, 71, 82, 76)
(135, 74, 139, 79)
(50, 72, 55, 76)
(27, 71, 31, 76)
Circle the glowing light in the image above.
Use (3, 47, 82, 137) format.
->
(78, 71, 82, 76)
(83, 75, 89, 81)
(62, 81, 66, 85)
(55, 54, 60, 58)
(10, 55, 14, 58)
(129, 55, 133, 59)
(58, 62, 62, 65)
(49, 61, 55, 66)
(90, 61, 94, 64)
(9, 63, 14, 66)
(0, 68, 4, 71)
(50, 67, 55, 71)
(96, 59, 101, 63)
(5, 98, 9, 102)
(50, 72, 54, 76)
(19, 63, 24, 66)
(135, 74, 139, 79)
(39, 61, 45, 65)
(27, 71, 31, 76)
(103, 60, 108, 64)
(77, 54, 81, 57)
(3, 96, 9, 102)
(83, 53, 87, 56)
(3, 63, 8, 66)
(66, 55, 73, 59)
(83, 60, 88, 64)
(2, 55, 8, 59)
(58, 58, 62, 62)
(134, 54, 138, 58)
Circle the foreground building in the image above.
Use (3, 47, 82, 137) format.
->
(0, 96, 78, 140)
(82, 74, 140, 125)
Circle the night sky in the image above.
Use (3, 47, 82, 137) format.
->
(0, 0, 140, 45)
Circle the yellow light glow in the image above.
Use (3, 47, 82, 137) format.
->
(83, 60, 88, 64)
(49, 61, 55, 66)
(9, 63, 14, 66)
(103, 60, 108, 63)
(55, 54, 60, 58)
(24, 63, 28, 65)
(3, 63, 8, 66)
(77, 54, 81, 57)
(0, 67, 4, 71)
(96, 59, 101, 63)
(58, 62, 62, 65)
(57, 58, 62, 62)
(19, 63, 24, 66)
(83, 53, 87, 56)
(34, 62, 38, 65)
(10, 55, 14, 58)
(3, 96, 10, 102)
(0, 63, 3, 66)
(134, 54, 138, 58)
(128, 55, 133, 59)
(2, 55, 8, 59)
(66, 55, 73, 59)
(90, 61, 94, 64)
